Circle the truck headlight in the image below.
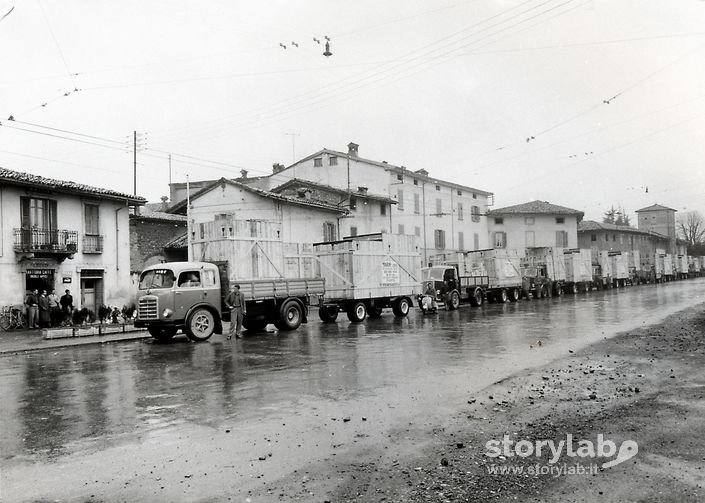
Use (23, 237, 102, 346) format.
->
(162, 308, 173, 318)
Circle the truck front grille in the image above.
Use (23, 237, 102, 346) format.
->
(138, 297, 158, 320)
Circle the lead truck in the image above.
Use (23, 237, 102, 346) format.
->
(134, 261, 325, 342)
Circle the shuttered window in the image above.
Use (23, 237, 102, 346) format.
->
(323, 222, 336, 241)
(434, 229, 446, 249)
(84, 204, 100, 235)
(493, 231, 506, 249)
(556, 230, 568, 247)
(21, 197, 57, 230)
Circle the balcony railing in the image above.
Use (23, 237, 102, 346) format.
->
(13, 228, 79, 254)
(83, 234, 104, 254)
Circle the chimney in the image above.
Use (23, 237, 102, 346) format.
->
(240, 169, 248, 179)
(347, 142, 359, 158)
(160, 195, 169, 211)
(272, 163, 285, 173)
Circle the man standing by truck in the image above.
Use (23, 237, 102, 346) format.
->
(225, 284, 246, 339)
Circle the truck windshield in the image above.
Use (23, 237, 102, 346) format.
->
(139, 269, 175, 289)
(421, 268, 446, 281)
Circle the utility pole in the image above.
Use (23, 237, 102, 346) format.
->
(284, 132, 300, 164)
(133, 131, 137, 196)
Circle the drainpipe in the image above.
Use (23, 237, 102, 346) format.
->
(422, 180, 428, 265)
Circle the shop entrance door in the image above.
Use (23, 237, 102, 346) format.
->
(81, 279, 96, 313)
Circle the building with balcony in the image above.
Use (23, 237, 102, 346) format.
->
(0, 168, 145, 312)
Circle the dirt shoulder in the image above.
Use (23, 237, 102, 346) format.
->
(272, 304, 705, 502)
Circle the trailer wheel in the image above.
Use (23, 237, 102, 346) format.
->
(497, 289, 509, 304)
(509, 288, 520, 302)
(347, 302, 367, 322)
(570, 283, 578, 294)
(554, 284, 563, 296)
(446, 291, 461, 310)
(277, 300, 303, 331)
(368, 305, 384, 318)
(392, 297, 411, 317)
(149, 326, 177, 342)
(539, 285, 548, 299)
(318, 305, 339, 323)
(185, 308, 215, 341)
(469, 288, 483, 307)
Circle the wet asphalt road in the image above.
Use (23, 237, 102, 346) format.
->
(2, 279, 705, 501)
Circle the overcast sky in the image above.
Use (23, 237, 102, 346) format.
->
(1, 0, 704, 222)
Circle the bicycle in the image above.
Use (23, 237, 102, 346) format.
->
(0, 305, 28, 330)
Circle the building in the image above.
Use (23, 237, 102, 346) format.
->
(635, 204, 677, 255)
(0, 167, 145, 311)
(129, 200, 187, 274)
(247, 142, 494, 263)
(487, 200, 583, 252)
(577, 220, 670, 267)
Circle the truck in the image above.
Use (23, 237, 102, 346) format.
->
(563, 248, 593, 293)
(422, 249, 523, 308)
(593, 250, 613, 289)
(676, 254, 689, 280)
(627, 250, 642, 285)
(134, 261, 325, 342)
(521, 247, 566, 298)
(608, 251, 629, 287)
(663, 253, 674, 282)
(314, 233, 421, 322)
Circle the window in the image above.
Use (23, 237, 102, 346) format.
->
(434, 229, 446, 249)
(413, 179, 418, 186)
(458, 231, 464, 250)
(525, 217, 535, 225)
(323, 222, 336, 241)
(612, 234, 616, 242)
(435, 198, 442, 216)
(415, 226, 421, 237)
(525, 230, 535, 247)
(329, 156, 338, 166)
(397, 189, 404, 210)
(84, 204, 100, 235)
(457, 190, 462, 196)
(620, 235, 624, 244)
(556, 230, 568, 247)
(493, 231, 506, 249)
(21, 197, 57, 230)
(350, 196, 357, 211)
(494, 217, 504, 225)
(178, 271, 201, 287)
(457, 202, 464, 220)
(435, 185, 441, 191)
(556, 217, 565, 224)
(591, 234, 597, 242)
(414, 193, 420, 214)
(471, 205, 480, 223)
(397, 173, 403, 181)
(398, 224, 405, 235)
(473, 233, 479, 250)
(202, 269, 217, 287)
(472, 193, 477, 199)
(199, 222, 205, 239)
(313, 157, 323, 167)
(380, 204, 386, 216)
(350, 226, 358, 237)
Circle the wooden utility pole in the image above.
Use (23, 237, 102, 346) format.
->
(133, 131, 137, 196)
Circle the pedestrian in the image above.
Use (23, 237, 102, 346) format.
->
(47, 288, 60, 327)
(60, 289, 74, 325)
(224, 283, 246, 339)
(25, 289, 39, 329)
(38, 290, 50, 328)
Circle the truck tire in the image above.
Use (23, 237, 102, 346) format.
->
(570, 283, 578, 294)
(447, 291, 460, 310)
(509, 288, 520, 302)
(318, 305, 339, 323)
(469, 288, 483, 307)
(185, 308, 215, 341)
(539, 285, 548, 299)
(497, 289, 509, 304)
(554, 284, 563, 296)
(347, 302, 367, 322)
(148, 326, 177, 342)
(392, 297, 410, 317)
(277, 299, 303, 331)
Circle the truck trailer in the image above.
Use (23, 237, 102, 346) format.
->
(563, 248, 593, 293)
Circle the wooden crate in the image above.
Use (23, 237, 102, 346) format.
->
(564, 249, 592, 283)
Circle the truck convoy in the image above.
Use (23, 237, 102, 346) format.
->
(135, 261, 325, 342)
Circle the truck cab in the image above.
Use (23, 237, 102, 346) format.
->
(135, 262, 223, 342)
(521, 264, 552, 298)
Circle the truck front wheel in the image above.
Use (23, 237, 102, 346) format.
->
(148, 326, 177, 342)
(276, 300, 303, 331)
(347, 302, 367, 322)
(469, 288, 483, 307)
(446, 291, 460, 310)
(392, 297, 410, 317)
(185, 308, 215, 341)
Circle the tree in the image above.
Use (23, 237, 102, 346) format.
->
(677, 211, 705, 249)
(603, 205, 631, 226)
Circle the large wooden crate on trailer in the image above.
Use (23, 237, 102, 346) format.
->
(608, 251, 628, 280)
(459, 249, 522, 288)
(677, 255, 689, 275)
(564, 249, 592, 283)
(663, 254, 674, 275)
(598, 251, 613, 278)
(313, 233, 421, 301)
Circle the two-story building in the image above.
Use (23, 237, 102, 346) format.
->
(0, 168, 145, 311)
(487, 200, 583, 253)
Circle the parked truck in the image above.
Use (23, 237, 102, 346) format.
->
(608, 251, 629, 287)
(521, 247, 566, 298)
(563, 248, 593, 293)
(314, 233, 421, 322)
(134, 261, 325, 341)
(677, 254, 689, 280)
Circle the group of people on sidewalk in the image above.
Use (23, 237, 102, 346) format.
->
(24, 289, 74, 329)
